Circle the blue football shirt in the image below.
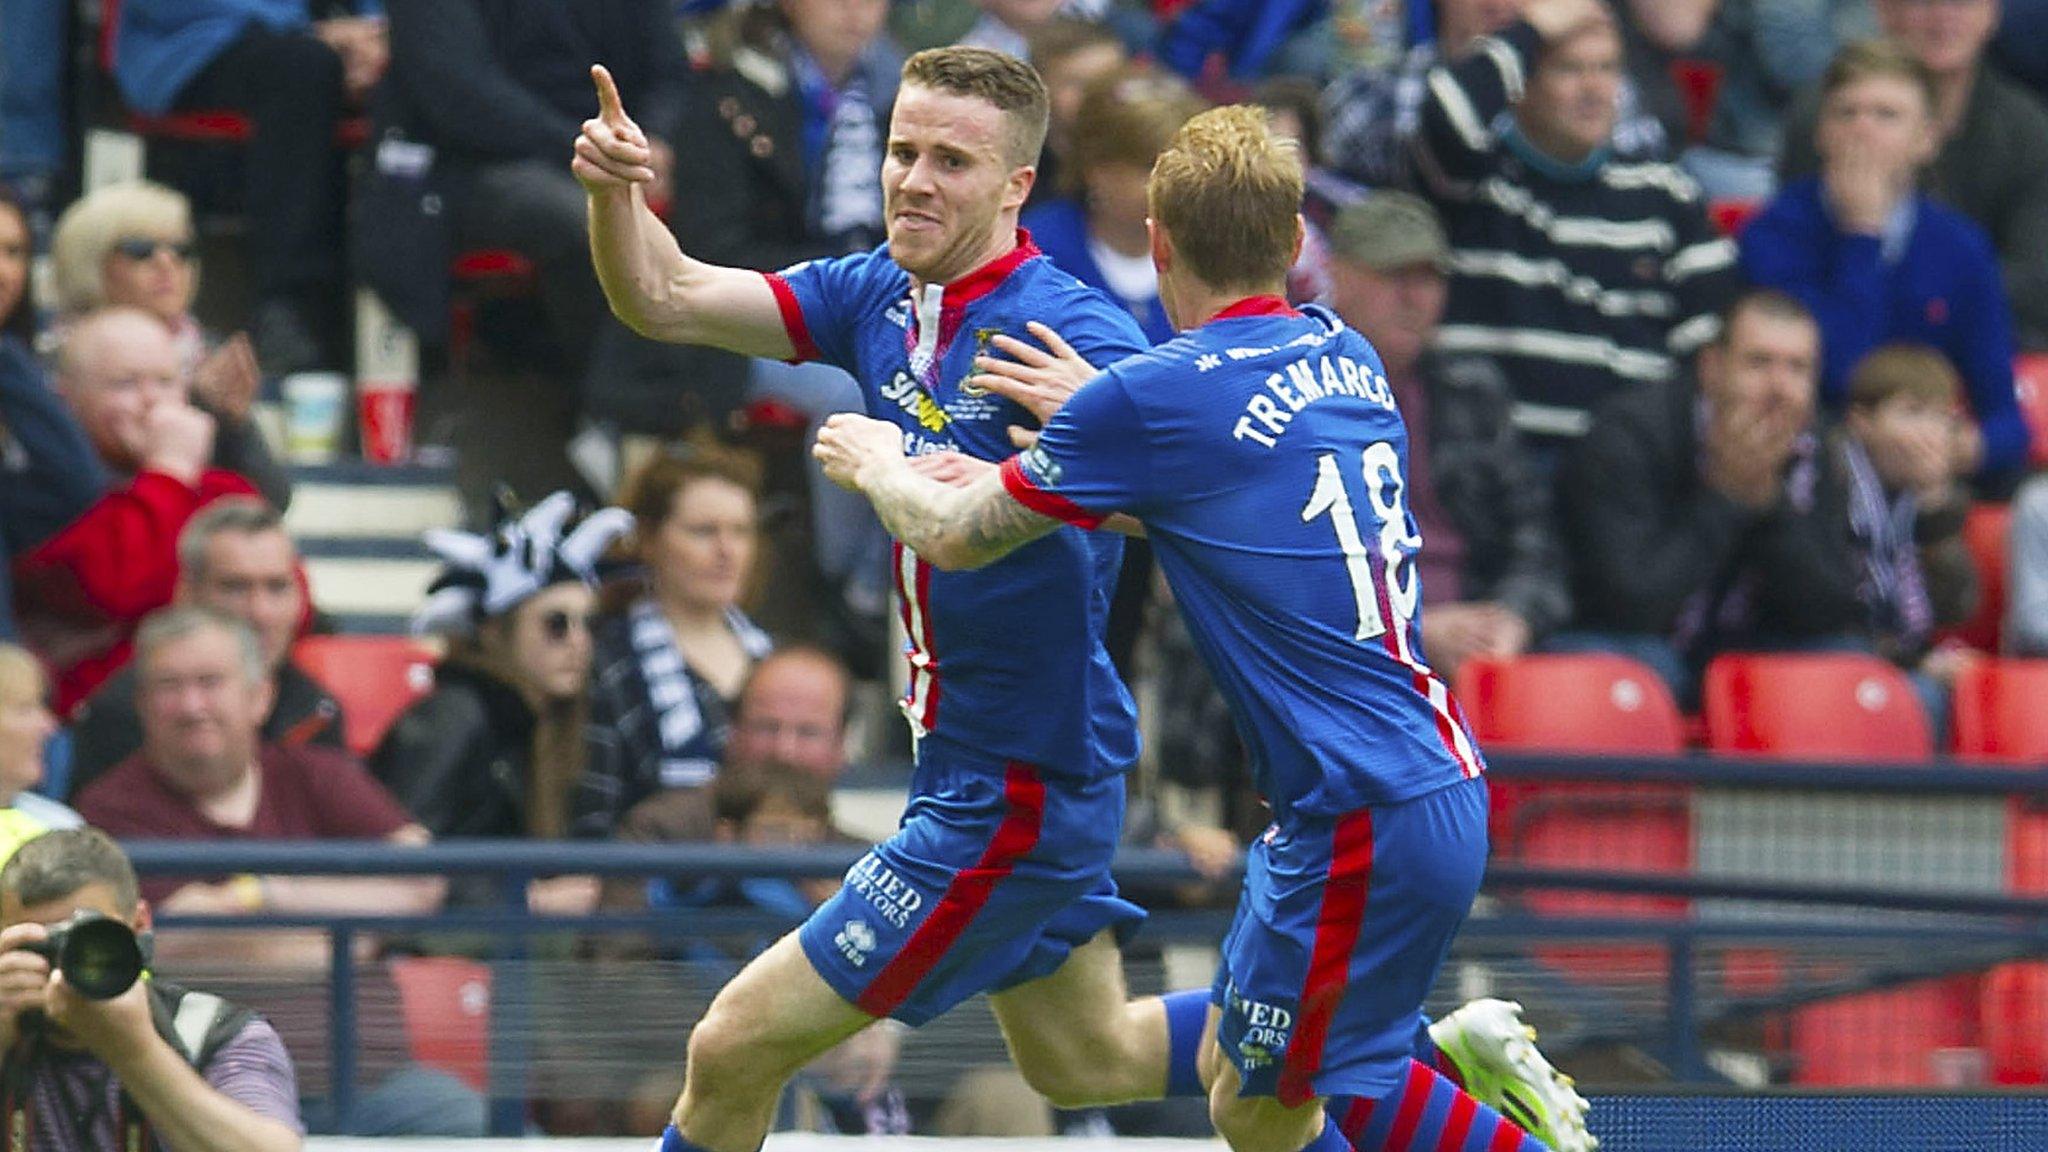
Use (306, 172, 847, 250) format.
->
(767, 232, 1150, 779)
(1003, 298, 1486, 816)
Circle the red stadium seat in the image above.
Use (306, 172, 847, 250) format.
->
(2014, 354, 2048, 470)
(1937, 504, 2012, 654)
(1950, 658, 2048, 1081)
(1952, 659, 2048, 761)
(388, 956, 491, 1092)
(1457, 654, 1685, 754)
(292, 635, 436, 757)
(1701, 653, 1932, 761)
(1458, 656, 1691, 984)
(1705, 655, 1962, 1083)
(1793, 976, 1983, 1086)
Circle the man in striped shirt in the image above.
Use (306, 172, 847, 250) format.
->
(0, 828, 302, 1152)
(1413, 0, 1740, 455)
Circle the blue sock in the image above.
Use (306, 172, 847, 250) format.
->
(657, 1124, 715, 1152)
(1301, 1118, 1354, 1152)
(1162, 987, 1211, 1097)
(1333, 1060, 1551, 1151)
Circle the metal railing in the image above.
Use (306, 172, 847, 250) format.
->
(120, 751, 2048, 1133)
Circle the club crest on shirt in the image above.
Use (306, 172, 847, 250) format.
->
(960, 327, 1006, 396)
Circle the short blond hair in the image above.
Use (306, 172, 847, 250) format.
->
(901, 47, 1050, 168)
(1823, 38, 1937, 114)
(49, 181, 195, 315)
(1148, 104, 1303, 291)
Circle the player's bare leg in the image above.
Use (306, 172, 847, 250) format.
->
(986, 929, 1192, 1107)
(1205, 1052, 1337, 1152)
(667, 932, 877, 1152)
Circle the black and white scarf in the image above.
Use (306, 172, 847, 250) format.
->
(1841, 437, 1934, 652)
(796, 50, 884, 254)
(629, 598, 774, 789)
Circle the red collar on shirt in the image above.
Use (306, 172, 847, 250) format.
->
(1210, 295, 1300, 321)
(940, 229, 1042, 310)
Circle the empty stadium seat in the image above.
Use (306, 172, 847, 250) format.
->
(1457, 654, 1686, 754)
(388, 956, 491, 1092)
(1701, 653, 1932, 761)
(1793, 976, 1983, 1086)
(1458, 655, 1691, 984)
(1938, 504, 2012, 654)
(2014, 353, 2048, 470)
(1952, 659, 2048, 761)
(292, 635, 436, 756)
(1951, 658, 2048, 1082)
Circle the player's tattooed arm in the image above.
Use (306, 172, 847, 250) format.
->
(814, 414, 1059, 570)
(862, 466, 1060, 571)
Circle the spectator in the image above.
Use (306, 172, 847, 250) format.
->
(0, 0, 65, 207)
(1024, 66, 1206, 343)
(1322, 0, 1671, 190)
(74, 607, 441, 939)
(1412, 0, 1739, 455)
(1155, 0, 1330, 83)
(375, 491, 630, 908)
(111, 0, 387, 373)
(676, 0, 898, 275)
(1781, 0, 2048, 349)
(50, 181, 288, 510)
(12, 307, 261, 717)
(958, 0, 1066, 60)
(1833, 345, 1979, 721)
(377, 0, 730, 444)
(726, 645, 852, 783)
(676, 0, 898, 655)
(0, 828, 303, 1152)
(72, 609, 469, 1136)
(69, 499, 339, 797)
(1744, 38, 2028, 494)
(1553, 289, 1863, 700)
(0, 187, 100, 645)
(576, 451, 772, 840)
(1325, 191, 1571, 677)
(1682, 0, 1875, 199)
(1027, 19, 1128, 209)
(2008, 472, 2048, 656)
(0, 644, 84, 858)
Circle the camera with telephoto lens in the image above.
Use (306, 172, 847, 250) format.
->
(19, 912, 147, 1000)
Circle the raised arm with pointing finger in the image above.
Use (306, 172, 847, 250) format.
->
(575, 64, 793, 358)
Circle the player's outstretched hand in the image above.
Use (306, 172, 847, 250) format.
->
(574, 65, 657, 193)
(970, 321, 1098, 424)
(907, 450, 994, 488)
(815, 413, 908, 491)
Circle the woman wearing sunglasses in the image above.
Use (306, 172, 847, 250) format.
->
(49, 180, 288, 509)
(572, 446, 772, 841)
(371, 492, 632, 914)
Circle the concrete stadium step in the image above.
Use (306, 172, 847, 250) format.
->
(286, 461, 461, 634)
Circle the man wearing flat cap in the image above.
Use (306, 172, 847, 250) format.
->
(1325, 192, 1570, 677)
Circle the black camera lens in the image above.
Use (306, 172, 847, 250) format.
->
(38, 913, 145, 1001)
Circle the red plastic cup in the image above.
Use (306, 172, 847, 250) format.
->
(358, 382, 415, 465)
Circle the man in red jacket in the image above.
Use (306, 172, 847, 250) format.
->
(11, 305, 258, 715)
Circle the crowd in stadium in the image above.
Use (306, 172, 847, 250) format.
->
(0, 0, 2046, 1141)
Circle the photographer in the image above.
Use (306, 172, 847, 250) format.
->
(0, 828, 301, 1151)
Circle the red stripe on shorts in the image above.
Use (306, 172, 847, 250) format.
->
(1275, 807, 1376, 1107)
(854, 763, 1047, 1017)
